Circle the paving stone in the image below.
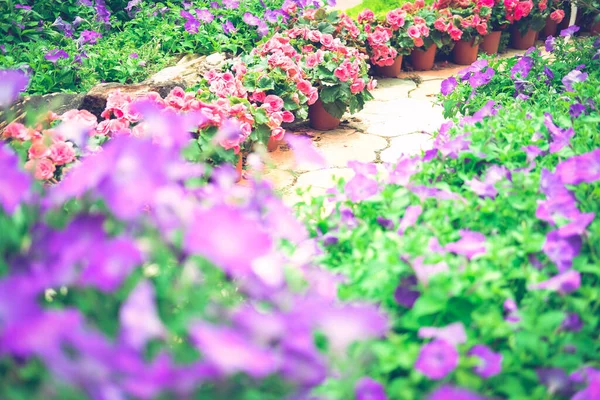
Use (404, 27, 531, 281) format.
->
(410, 79, 443, 99)
(295, 168, 354, 190)
(313, 129, 387, 167)
(398, 63, 466, 80)
(380, 133, 434, 163)
(262, 169, 296, 189)
(371, 78, 417, 102)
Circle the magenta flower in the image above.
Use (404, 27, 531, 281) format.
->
(397, 205, 423, 235)
(79, 30, 102, 45)
(119, 280, 165, 350)
(445, 230, 486, 260)
(562, 69, 588, 92)
(504, 299, 521, 323)
(510, 56, 534, 79)
(195, 8, 214, 23)
(555, 149, 600, 185)
(441, 76, 457, 96)
(190, 322, 277, 378)
(529, 270, 581, 295)
(412, 257, 449, 286)
(0, 69, 29, 107)
(427, 385, 486, 400)
(542, 230, 582, 272)
(355, 377, 387, 400)
(286, 134, 326, 168)
(0, 144, 32, 213)
(561, 312, 583, 332)
(44, 49, 69, 63)
(468, 344, 503, 378)
(415, 339, 459, 379)
(345, 173, 379, 202)
(222, 19, 236, 34)
(418, 322, 467, 346)
(243, 12, 261, 26)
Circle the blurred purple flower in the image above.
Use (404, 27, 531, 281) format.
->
(504, 298, 521, 323)
(555, 149, 600, 185)
(544, 66, 555, 81)
(0, 69, 29, 107)
(340, 208, 358, 228)
(196, 8, 214, 23)
(129, 52, 139, 58)
(409, 185, 463, 202)
(419, 322, 467, 346)
(377, 216, 394, 230)
(511, 56, 534, 79)
(388, 156, 420, 186)
(562, 69, 588, 92)
(73, 16, 84, 28)
(79, 30, 103, 45)
(0, 144, 32, 213)
(441, 76, 457, 96)
(15, 4, 32, 10)
(545, 36, 555, 52)
(120, 280, 165, 350)
(44, 49, 69, 63)
(438, 133, 471, 159)
(52, 17, 73, 37)
(427, 385, 486, 400)
(529, 270, 581, 294)
(557, 212, 595, 238)
(544, 113, 575, 153)
(190, 322, 277, 378)
(345, 174, 379, 202)
(286, 134, 326, 168)
(542, 230, 582, 272)
(469, 345, 502, 378)
(397, 205, 422, 235)
(355, 377, 387, 400)
(412, 257, 449, 286)
(223, 0, 240, 8)
(181, 10, 200, 33)
(561, 312, 583, 332)
(445, 230, 486, 260)
(537, 368, 573, 396)
(560, 25, 580, 37)
(469, 67, 495, 88)
(257, 21, 270, 37)
(523, 145, 544, 163)
(95, 0, 111, 25)
(570, 103, 587, 118)
(222, 19, 237, 34)
(243, 12, 261, 26)
(394, 275, 420, 308)
(415, 339, 459, 379)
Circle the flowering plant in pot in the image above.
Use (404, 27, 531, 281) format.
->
(479, 0, 509, 54)
(447, 5, 492, 64)
(505, 0, 549, 48)
(405, 5, 455, 70)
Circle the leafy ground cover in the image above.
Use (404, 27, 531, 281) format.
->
(297, 31, 600, 399)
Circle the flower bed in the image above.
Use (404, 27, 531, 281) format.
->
(295, 32, 600, 399)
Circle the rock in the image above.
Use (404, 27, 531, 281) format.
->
(380, 133, 434, 163)
(81, 81, 182, 118)
(146, 53, 227, 88)
(0, 93, 85, 129)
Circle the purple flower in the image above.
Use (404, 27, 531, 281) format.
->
(468, 345, 502, 378)
(286, 134, 326, 168)
(441, 76, 458, 96)
(570, 103, 587, 118)
(438, 134, 471, 159)
(0, 69, 29, 107)
(52, 17, 73, 38)
(377, 216, 394, 230)
(542, 230, 582, 272)
(458, 60, 489, 81)
(466, 165, 510, 199)
(94, 0, 111, 25)
(556, 149, 600, 185)
(544, 113, 575, 154)
(561, 312, 583, 332)
(419, 322, 467, 346)
(460, 100, 499, 126)
(44, 49, 69, 63)
(243, 12, 261, 26)
(181, 10, 200, 33)
(544, 66, 555, 81)
(397, 205, 422, 235)
(78, 30, 103, 45)
(223, 0, 240, 8)
(409, 185, 463, 202)
(427, 385, 486, 400)
(445, 230, 486, 260)
(562, 70, 588, 92)
(0, 144, 32, 213)
(74, 51, 88, 64)
(412, 257, 449, 286)
(222, 19, 237, 34)
(72, 16, 84, 28)
(388, 156, 420, 186)
(557, 212, 595, 237)
(190, 322, 277, 378)
(15, 4, 32, 10)
(129, 52, 139, 59)
(340, 208, 358, 228)
(529, 270, 581, 294)
(511, 56, 534, 79)
(415, 339, 459, 380)
(537, 368, 573, 396)
(257, 21, 270, 37)
(195, 8, 214, 23)
(355, 377, 387, 400)
(560, 25, 580, 37)
(394, 275, 420, 308)
(120, 280, 165, 350)
(469, 68, 495, 88)
(545, 36, 555, 52)
(345, 174, 379, 202)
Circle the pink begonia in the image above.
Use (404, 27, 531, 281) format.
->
(49, 142, 76, 165)
(24, 158, 56, 180)
(28, 141, 50, 159)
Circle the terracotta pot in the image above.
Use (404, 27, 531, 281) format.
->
(308, 99, 341, 131)
(375, 55, 403, 77)
(540, 16, 558, 39)
(410, 44, 437, 71)
(511, 27, 537, 50)
(592, 21, 600, 35)
(267, 137, 279, 152)
(235, 154, 243, 183)
(480, 31, 502, 55)
(452, 39, 479, 65)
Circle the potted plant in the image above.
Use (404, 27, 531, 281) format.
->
(407, 6, 454, 70)
(480, 0, 509, 55)
(505, 0, 548, 49)
(539, 0, 566, 38)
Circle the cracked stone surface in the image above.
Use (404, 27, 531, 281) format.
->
(409, 79, 443, 99)
(380, 133, 434, 163)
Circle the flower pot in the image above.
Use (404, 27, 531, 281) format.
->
(452, 39, 479, 65)
(410, 44, 437, 71)
(511, 28, 537, 50)
(480, 31, 502, 55)
(308, 100, 341, 131)
(375, 55, 403, 78)
(267, 137, 279, 152)
(592, 21, 600, 35)
(540, 16, 558, 39)
(235, 154, 243, 183)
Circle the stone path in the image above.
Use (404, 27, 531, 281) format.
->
(245, 50, 530, 205)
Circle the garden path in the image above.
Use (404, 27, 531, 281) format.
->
(242, 49, 527, 205)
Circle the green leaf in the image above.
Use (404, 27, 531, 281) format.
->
(322, 100, 346, 119)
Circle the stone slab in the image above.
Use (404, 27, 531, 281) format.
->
(380, 133, 434, 163)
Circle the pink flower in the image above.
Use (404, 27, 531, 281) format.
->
(49, 141, 76, 165)
(282, 111, 295, 123)
(307, 30, 322, 43)
(550, 9, 565, 23)
(334, 65, 351, 82)
(320, 33, 334, 48)
(357, 9, 375, 24)
(539, 0, 547, 11)
(414, 37, 425, 47)
(3, 122, 33, 140)
(252, 91, 267, 103)
(386, 9, 407, 30)
(434, 18, 448, 32)
(367, 26, 392, 46)
(297, 79, 312, 95)
(476, 23, 488, 35)
(271, 127, 285, 140)
(407, 25, 422, 39)
(419, 24, 430, 37)
(448, 24, 463, 41)
(350, 78, 366, 94)
(25, 158, 56, 180)
(415, 0, 425, 8)
(306, 53, 320, 68)
(367, 79, 377, 91)
(308, 88, 319, 105)
(28, 140, 50, 159)
(262, 95, 284, 113)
